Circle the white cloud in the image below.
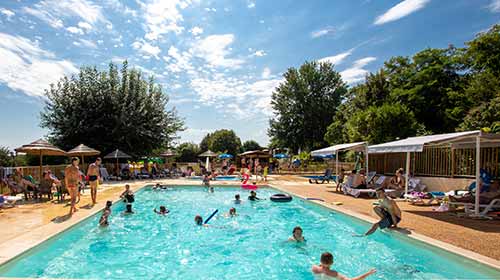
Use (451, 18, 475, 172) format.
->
(340, 57, 376, 84)
(66, 26, 84, 35)
(104, 0, 138, 17)
(311, 27, 335, 38)
(178, 128, 211, 144)
(262, 67, 271, 79)
(489, 0, 500, 12)
(0, 8, 15, 20)
(164, 46, 193, 73)
(192, 34, 244, 68)
(23, 0, 108, 29)
(205, 7, 217, 12)
(74, 38, 97, 48)
(131, 40, 161, 59)
(374, 0, 430, 25)
(139, 0, 191, 40)
(318, 49, 352, 65)
(0, 32, 77, 97)
(189, 26, 204, 36)
(77, 21, 92, 31)
(247, 2, 256, 8)
(251, 50, 266, 57)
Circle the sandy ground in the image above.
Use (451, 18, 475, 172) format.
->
(0, 175, 499, 263)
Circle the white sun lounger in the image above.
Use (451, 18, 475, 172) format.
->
(449, 199, 500, 218)
(343, 175, 384, 198)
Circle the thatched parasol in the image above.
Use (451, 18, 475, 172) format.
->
(15, 139, 66, 181)
(160, 149, 177, 158)
(199, 150, 217, 170)
(104, 149, 132, 175)
(67, 144, 100, 165)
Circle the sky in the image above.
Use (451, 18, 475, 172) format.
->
(0, 0, 499, 150)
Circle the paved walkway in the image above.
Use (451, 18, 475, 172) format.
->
(0, 176, 499, 268)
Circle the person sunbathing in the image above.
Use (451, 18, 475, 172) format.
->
(386, 168, 405, 198)
(449, 181, 500, 204)
(352, 169, 367, 189)
(312, 252, 376, 279)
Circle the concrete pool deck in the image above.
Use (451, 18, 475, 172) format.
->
(0, 175, 499, 273)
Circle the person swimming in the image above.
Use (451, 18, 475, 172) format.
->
(288, 226, 305, 242)
(234, 194, 242, 204)
(248, 190, 261, 201)
(195, 215, 206, 226)
(227, 207, 237, 217)
(99, 200, 112, 227)
(312, 252, 376, 280)
(154, 205, 170, 215)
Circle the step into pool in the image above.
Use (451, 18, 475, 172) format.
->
(0, 186, 498, 279)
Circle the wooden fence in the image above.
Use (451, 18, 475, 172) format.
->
(369, 146, 500, 178)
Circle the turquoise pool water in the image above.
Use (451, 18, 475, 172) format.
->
(1, 186, 498, 279)
(188, 175, 239, 181)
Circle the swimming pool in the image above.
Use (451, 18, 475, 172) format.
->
(0, 186, 498, 279)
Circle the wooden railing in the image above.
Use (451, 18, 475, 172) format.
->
(369, 147, 500, 178)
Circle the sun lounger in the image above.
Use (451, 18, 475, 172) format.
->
(449, 199, 500, 218)
(0, 195, 22, 208)
(308, 169, 333, 184)
(343, 174, 397, 198)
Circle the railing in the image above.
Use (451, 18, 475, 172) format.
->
(369, 146, 500, 178)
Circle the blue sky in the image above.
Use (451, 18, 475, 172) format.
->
(0, 0, 499, 150)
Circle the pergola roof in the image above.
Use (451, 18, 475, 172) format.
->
(238, 150, 271, 158)
(311, 142, 366, 156)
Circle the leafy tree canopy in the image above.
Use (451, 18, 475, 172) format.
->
(175, 142, 200, 162)
(208, 129, 241, 156)
(40, 61, 184, 157)
(242, 140, 262, 152)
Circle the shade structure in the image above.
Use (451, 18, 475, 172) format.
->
(368, 130, 500, 216)
(199, 150, 217, 157)
(104, 149, 132, 176)
(273, 153, 289, 159)
(218, 153, 233, 159)
(160, 149, 176, 158)
(15, 139, 67, 181)
(67, 144, 100, 165)
(239, 150, 271, 159)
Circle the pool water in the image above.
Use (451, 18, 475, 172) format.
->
(188, 175, 240, 181)
(1, 186, 498, 279)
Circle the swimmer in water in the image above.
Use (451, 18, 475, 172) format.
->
(234, 194, 242, 204)
(154, 205, 170, 215)
(225, 207, 237, 217)
(99, 200, 112, 227)
(312, 252, 376, 280)
(248, 190, 261, 201)
(288, 226, 305, 242)
(194, 215, 210, 227)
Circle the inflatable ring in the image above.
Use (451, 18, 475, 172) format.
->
(270, 193, 292, 202)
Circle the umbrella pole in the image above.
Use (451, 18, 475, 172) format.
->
(39, 150, 43, 183)
(116, 158, 119, 176)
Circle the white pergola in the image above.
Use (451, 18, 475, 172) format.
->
(311, 142, 368, 185)
(368, 130, 500, 216)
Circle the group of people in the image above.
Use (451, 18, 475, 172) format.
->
(338, 168, 407, 198)
(64, 157, 103, 216)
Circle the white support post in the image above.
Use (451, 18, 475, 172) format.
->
(475, 136, 480, 215)
(365, 146, 369, 174)
(335, 151, 339, 186)
(405, 152, 410, 195)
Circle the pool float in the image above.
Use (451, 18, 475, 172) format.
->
(270, 193, 292, 202)
(241, 174, 258, 190)
(204, 209, 219, 224)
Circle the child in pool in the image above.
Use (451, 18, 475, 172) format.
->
(312, 252, 376, 280)
(194, 215, 210, 227)
(234, 194, 242, 204)
(288, 226, 305, 242)
(99, 201, 112, 227)
(248, 190, 261, 201)
(154, 205, 170, 215)
(225, 207, 237, 217)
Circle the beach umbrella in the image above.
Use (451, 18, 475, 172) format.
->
(218, 153, 233, 159)
(15, 139, 67, 182)
(160, 149, 177, 158)
(104, 149, 132, 175)
(67, 144, 100, 165)
(274, 153, 289, 159)
(199, 150, 217, 170)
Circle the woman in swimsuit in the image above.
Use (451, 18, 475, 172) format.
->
(65, 157, 81, 216)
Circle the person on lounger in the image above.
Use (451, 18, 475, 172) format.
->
(449, 180, 500, 204)
(352, 169, 367, 189)
(363, 188, 402, 236)
(312, 252, 376, 279)
(386, 168, 405, 198)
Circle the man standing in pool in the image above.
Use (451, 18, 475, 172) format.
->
(363, 188, 402, 236)
(120, 184, 135, 213)
(87, 157, 101, 205)
(65, 157, 81, 216)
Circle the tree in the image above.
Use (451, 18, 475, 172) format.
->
(209, 129, 241, 155)
(199, 133, 212, 152)
(0, 146, 13, 167)
(269, 61, 347, 152)
(242, 140, 262, 152)
(175, 142, 200, 162)
(40, 61, 184, 157)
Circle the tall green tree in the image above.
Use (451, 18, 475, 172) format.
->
(269, 61, 347, 152)
(242, 140, 262, 152)
(209, 129, 241, 155)
(0, 146, 13, 167)
(40, 61, 184, 156)
(199, 133, 212, 152)
(175, 142, 200, 162)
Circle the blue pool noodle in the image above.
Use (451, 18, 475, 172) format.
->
(204, 209, 219, 224)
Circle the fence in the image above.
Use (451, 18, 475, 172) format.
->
(368, 146, 500, 178)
